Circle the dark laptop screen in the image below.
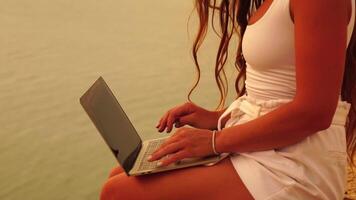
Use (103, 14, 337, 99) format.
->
(80, 77, 142, 172)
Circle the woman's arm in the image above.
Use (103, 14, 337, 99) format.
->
(216, 101, 328, 153)
(216, 0, 349, 153)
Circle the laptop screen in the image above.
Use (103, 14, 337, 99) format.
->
(80, 77, 142, 172)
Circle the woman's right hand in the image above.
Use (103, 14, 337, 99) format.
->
(156, 102, 225, 133)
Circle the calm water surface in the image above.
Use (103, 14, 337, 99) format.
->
(0, 1, 237, 199)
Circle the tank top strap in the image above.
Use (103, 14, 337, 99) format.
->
(279, 0, 355, 45)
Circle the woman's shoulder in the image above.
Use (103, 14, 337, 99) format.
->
(289, 0, 352, 25)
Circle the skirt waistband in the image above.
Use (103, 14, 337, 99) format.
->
(217, 95, 351, 131)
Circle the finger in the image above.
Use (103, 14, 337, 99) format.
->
(151, 129, 187, 156)
(158, 103, 194, 131)
(166, 103, 195, 131)
(166, 113, 177, 133)
(174, 118, 182, 128)
(156, 117, 163, 128)
(149, 141, 184, 161)
(151, 135, 180, 155)
(156, 114, 167, 129)
(158, 150, 189, 167)
(158, 112, 170, 132)
(156, 119, 161, 128)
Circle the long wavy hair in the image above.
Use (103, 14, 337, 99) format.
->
(187, 0, 356, 165)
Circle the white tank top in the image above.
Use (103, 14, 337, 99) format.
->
(242, 0, 355, 100)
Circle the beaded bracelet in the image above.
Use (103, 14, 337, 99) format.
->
(212, 130, 220, 155)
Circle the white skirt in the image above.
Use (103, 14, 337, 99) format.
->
(217, 95, 351, 200)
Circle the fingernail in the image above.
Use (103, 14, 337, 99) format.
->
(157, 161, 162, 167)
(147, 155, 152, 161)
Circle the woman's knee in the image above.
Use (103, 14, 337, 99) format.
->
(100, 174, 147, 200)
(100, 179, 115, 200)
(108, 166, 125, 178)
(101, 175, 128, 200)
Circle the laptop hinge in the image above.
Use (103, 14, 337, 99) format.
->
(122, 141, 142, 174)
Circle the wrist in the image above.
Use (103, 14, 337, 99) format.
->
(214, 129, 228, 153)
(202, 110, 223, 130)
(211, 130, 220, 155)
(213, 108, 227, 120)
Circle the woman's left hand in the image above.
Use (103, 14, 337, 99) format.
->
(147, 127, 216, 167)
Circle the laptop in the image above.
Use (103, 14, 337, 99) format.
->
(79, 77, 227, 176)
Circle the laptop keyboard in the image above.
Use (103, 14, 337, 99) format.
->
(138, 138, 167, 171)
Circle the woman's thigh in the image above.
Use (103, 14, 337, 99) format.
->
(101, 158, 254, 200)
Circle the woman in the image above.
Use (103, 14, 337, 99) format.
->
(101, 0, 356, 199)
